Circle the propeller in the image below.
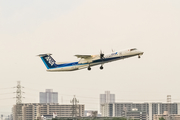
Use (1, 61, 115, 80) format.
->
(100, 50, 105, 59)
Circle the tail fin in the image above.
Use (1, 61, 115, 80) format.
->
(38, 53, 57, 69)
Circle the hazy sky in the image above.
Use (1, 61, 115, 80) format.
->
(1, 0, 180, 116)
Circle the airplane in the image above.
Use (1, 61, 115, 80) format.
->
(38, 48, 144, 72)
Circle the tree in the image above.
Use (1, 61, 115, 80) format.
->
(112, 117, 127, 120)
(159, 117, 165, 120)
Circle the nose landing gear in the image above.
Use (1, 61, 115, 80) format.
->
(100, 66, 103, 70)
(138, 55, 141, 58)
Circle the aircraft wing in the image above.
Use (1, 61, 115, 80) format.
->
(75, 54, 99, 63)
(75, 55, 92, 59)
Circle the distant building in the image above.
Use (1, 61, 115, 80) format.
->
(100, 91, 115, 104)
(124, 108, 147, 120)
(154, 111, 180, 120)
(84, 110, 98, 117)
(12, 103, 85, 120)
(100, 102, 180, 120)
(84, 110, 93, 117)
(39, 89, 58, 103)
(100, 91, 115, 113)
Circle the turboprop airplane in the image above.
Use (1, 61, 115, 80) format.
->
(38, 48, 143, 72)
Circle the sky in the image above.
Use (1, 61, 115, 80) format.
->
(0, 0, 180, 116)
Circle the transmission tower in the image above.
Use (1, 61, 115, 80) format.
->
(15, 81, 24, 120)
(70, 95, 79, 119)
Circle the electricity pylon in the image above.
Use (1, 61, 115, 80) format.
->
(70, 95, 79, 119)
(15, 81, 24, 120)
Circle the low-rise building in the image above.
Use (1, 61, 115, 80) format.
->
(100, 102, 180, 120)
(12, 103, 84, 120)
(154, 111, 180, 120)
(125, 109, 147, 120)
(84, 110, 98, 117)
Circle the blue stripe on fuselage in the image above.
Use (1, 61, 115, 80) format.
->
(56, 62, 79, 67)
(48, 56, 122, 69)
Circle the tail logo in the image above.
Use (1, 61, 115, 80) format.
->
(45, 57, 55, 66)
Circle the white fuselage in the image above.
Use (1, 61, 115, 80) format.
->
(46, 49, 143, 72)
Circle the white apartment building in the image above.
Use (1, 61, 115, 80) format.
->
(12, 103, 85, 120)
(100, 102, 180, 120)
(100, 91, 115, 104)
(100, 91, 115, 113)
(39, 89, 58, 103)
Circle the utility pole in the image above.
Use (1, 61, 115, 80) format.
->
(15, 81, 24, 120)
(123, 107, 127, 119)
(70, 95, 79, 119)
(167, 95, 171, 120)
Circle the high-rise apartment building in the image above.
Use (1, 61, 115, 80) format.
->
(100, 91, 115, 113)
(39, 89, 58, 103)
(100, 91, 115, 104)
(100, 102, 180, 120)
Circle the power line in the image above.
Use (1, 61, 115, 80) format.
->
(0, 87, 14, 90)
(0, 98, 14, 100)
(22, 81, 180, 94)
(23, 87, 180, 102)
(23, 86, 180, 101)
(0, 93, 15, 95)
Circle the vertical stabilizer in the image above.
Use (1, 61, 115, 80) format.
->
(38, 53, 57, 69)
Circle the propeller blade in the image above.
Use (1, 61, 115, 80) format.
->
(100, 50, 104, 59)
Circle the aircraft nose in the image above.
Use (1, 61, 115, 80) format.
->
(139, 51, 144, 55)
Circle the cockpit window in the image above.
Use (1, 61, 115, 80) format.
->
(130, 48, 137, 51)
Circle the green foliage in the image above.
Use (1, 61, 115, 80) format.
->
(112, 117, 127, 120)
(159, 117, 165, 120)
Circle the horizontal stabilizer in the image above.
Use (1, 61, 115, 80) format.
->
(75, 55, 92, 59)
(37, 53, 52, 57)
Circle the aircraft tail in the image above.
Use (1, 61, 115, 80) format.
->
(38, 53, 57, 69)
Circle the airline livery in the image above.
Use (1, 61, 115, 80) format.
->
(38, 48, 144, 72)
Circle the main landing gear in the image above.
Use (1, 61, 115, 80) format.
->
(87, 65, 104, 70)
(88, 64, 91, 71)
(88, 66, 91, 71)
(87, 49, 105, 71)
(100, 65, 103, 70)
